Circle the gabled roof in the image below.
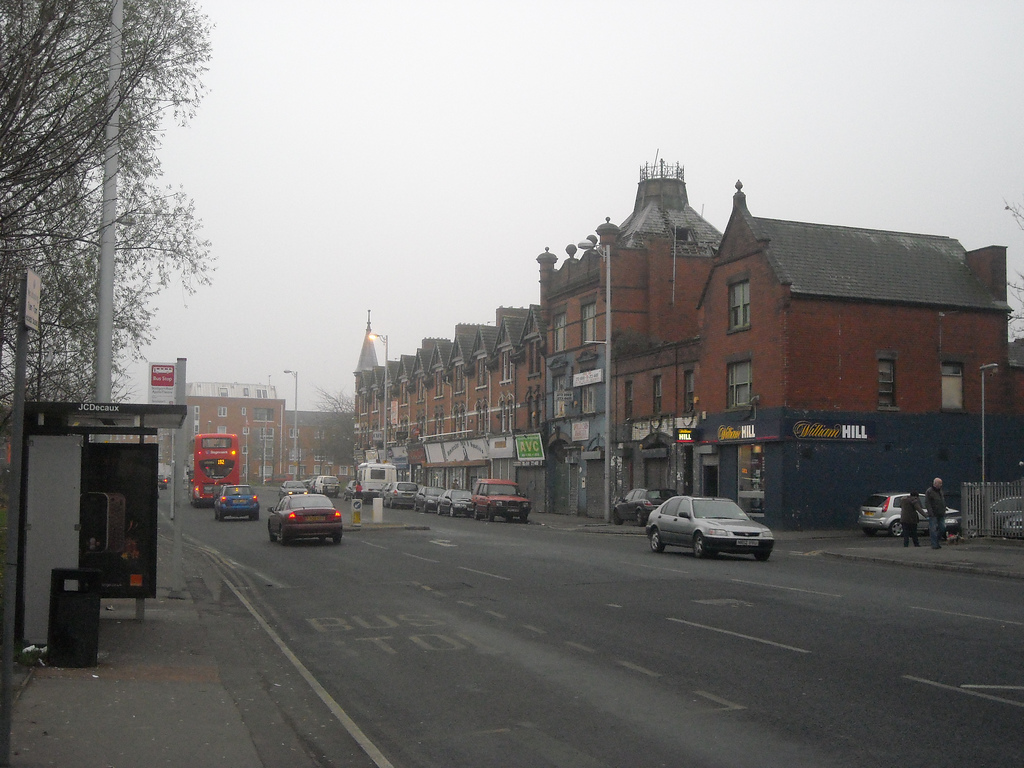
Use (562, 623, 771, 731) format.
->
(720, 182, 1009, 312)
(473, 325, 500, 359)
(450, 324, 481, 365)
(428, 339, 453, 369)
(496, 307, 529, 349)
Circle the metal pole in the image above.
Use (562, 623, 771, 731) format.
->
(604, 244, 612, 523)
(284, 370, 298, 478)
(168, 358, 187, 601)
(1, 273, 32, 766)
(96, 0, 123, 401)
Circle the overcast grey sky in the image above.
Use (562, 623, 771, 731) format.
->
(127, 0, 1024, 411)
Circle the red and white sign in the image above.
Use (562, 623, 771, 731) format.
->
(149, 362, 176, 404)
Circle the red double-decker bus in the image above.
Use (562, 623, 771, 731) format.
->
(191, 433, 240, 506)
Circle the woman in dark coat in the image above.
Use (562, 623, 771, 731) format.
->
(900, 491, 923, 547)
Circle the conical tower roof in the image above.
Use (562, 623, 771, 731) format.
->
(355, 311, 379, 373)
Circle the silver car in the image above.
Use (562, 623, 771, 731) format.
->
(646, 496, 774, 561)
(858, 492, 962, 537)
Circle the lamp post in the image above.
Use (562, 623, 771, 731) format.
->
(284, 370, 298, 479)
(369, 333, 389, 462)
(980, 363, 998, 482)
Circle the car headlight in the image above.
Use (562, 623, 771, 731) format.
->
(760, 530, 774, 539)
(706, 527, 729, 536)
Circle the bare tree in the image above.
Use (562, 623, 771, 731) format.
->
(0, 0, 213, 410)
(315, 388, 355, 469)
(1006, 198, 1024, 338)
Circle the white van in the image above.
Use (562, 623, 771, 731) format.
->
(356, 462, 396, 500)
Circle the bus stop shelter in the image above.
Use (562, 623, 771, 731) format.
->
(15, 401, 187, 645)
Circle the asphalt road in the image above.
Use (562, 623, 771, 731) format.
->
(178, 491, 1024, 768)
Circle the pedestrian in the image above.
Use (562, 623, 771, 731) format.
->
(900, 491, 923, 547)
(924, 477, 947, 549)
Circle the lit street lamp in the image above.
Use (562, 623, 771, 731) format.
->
(284, 370, 298, 479)
(369, 333, 389, 462)
(980, 362, 998, 482)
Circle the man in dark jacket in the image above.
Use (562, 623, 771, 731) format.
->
(900, 491, 923, 547)
(924, 478, 947, 549)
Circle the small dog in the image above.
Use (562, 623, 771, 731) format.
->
(945, 533, 963, 545)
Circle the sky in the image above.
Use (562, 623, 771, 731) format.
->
(126, 0, 1024, 412)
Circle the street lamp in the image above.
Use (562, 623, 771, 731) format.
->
(369, 333, 389, 462)
(284, 370, 298, 479)
(980, 363, 998, 482)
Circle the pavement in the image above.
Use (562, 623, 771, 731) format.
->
(5, 507, 1023, 767)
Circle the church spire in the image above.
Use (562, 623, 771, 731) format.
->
(355, 310, 379, 372)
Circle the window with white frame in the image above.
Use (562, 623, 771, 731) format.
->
(727, 361, 752, 408)
(218, 406, 227, 417)
(581, 302, 597, 343)
(941, 362, 963, 410)
(580, 384, 597, 414)
(553, 312, 567, 352)
(728, 280, 750, 331)
(501, 349, 513, 382)
(477, 359, 487, 388)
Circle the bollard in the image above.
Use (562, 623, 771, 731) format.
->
(372, 496, 384, 524)
(351, 498, 362, 526)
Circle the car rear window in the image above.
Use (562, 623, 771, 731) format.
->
(862, 495, 889, 508)
(296, 496, 335, 509)
(226, 486, 251, 495)
(647, 489, 675, 501)
(397, 482, 418, 491)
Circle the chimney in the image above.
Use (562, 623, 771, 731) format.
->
(965, 245, 1007, 303)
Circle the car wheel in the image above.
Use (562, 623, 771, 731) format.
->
(487, 509, 495, 522)
(636, 513, 646, 527)
(449, 506, 455, 517)
(754, 551, 771, 562)
(862, 528, 877, 536)
(214, 508, 220, 521)
(612, 509, 623, 525)
(693, 532, 709, 559)
(268, 525, 278, 542)
(250, 512, 259, 521)
(332, 534, 342, 544)
(519, 515, 529, 524)
(889, 520, 903, 538)
(649, 528, 665, 553)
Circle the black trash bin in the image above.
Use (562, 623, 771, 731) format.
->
(47, 568, 102, 668)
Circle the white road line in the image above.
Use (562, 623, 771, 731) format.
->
(523, 625, 546, 634)
(961, 685, 1024, 691)
(904, 676, 1024, 708)
(458, 566, 511, 581)
(694, 690, 746, 711)
(565, 641, 595, 653)
(485, 610, 507, 619)
(361, 541, 388, 550)
(617, 661, 661, 678)
(910, 605, 1024, 627)
(402, 552, 440, 563)
(667, 617, 811, 654)
(606, 603, 623, 608)
(220, 578, 395, 767)
(729, 578, 842, 598)
(635, 562, 690, 575)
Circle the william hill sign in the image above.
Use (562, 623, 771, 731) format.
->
(787, 419, 874, 441)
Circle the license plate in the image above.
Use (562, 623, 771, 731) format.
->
(736, 540, 758, 546)
(305, 515, 326, 522)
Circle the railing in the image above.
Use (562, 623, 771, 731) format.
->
(961, 481, 1024, 538)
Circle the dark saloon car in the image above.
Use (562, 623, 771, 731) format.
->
(414, 485, 445, 512)
(438, 489, 473, 517)
(214, 484, 260, 521)
(278, 479, 308, 500)
(613, 488, 678, 526)
(646, 496, 774, 561)
(268, 493, 342, 545)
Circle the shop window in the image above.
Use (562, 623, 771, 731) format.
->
(737, 444, 765, 516)
(941, 362, 963, 410)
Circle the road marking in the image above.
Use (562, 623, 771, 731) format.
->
(220, 579, 396, 767)
(904, 676, 1024, 708)
(617, 660, 660, 677)
(523, 625, 546, 634)
(606, 603, 623, 608)
(485, 610, 507, 619)
(910, 605, 1024, 627)
(458, 566, 511, 581)
(429, 539, 458, 547)
(565, 641, 595, 653)
(361, 541, 387, 550)
(402, 552, 440, 563)
(667, 617, 811, 654)
(961, 685, 1024, 691)
(635, 562, 690, 575)
(694, 690, 746, 711)
(730, 578, 842, 598)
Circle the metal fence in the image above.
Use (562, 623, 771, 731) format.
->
(961, 481, 1024, 539)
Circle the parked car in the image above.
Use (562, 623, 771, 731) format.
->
(157, 475, 170, 491)
(414, 485, 445, 512)
(471, 478, 531, 523)
(646, 496, 774, 560)
(214, 484, 260, 521)
(278, 480, 308, 500)
(989, 497, 1024, 538)
(312, 475, 340, 497)
(613, 488, 677, 526)
(268, 493, 342, 545)
(383, 481, 419, 508)
(343, 480, 358, 500)
(438, 489, 473, 517)
(858, 492, 962, 537)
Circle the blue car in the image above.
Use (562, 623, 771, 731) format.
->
(214, 484, 260, 521)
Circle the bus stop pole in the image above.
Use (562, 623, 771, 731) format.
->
(168, 358, 188, 600)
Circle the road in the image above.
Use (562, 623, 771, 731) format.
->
(173, 490, 1024, 768)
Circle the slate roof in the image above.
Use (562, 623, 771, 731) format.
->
(749, 217, 1009, 311)
(619, 202, 722, 255)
